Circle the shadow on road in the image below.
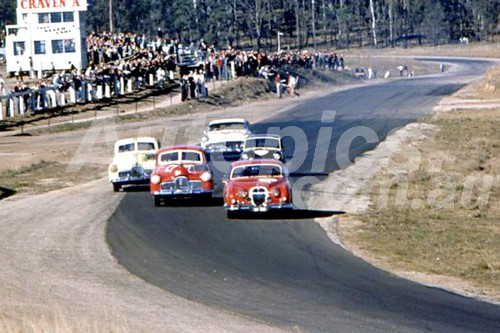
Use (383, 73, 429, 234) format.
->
(158, 196, 224, 207)
(121, 185, 150, 192)
(227, 209, 344, 220)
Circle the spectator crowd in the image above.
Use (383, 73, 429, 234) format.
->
(1, 30, 346, 117)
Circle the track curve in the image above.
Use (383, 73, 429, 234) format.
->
(108, 58, 500, 332)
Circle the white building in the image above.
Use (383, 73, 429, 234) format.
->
(5, 0, 88, 76)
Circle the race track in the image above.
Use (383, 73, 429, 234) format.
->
(108, 58, 500, 332)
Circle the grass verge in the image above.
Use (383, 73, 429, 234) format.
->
(341, 67, 500, 300)
(0, 160, 104, 197)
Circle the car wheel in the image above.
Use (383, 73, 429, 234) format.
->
(154, 196, 162, 207)
(113, 184, 121, 192)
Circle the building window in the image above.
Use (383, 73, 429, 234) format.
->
(13, 42, 25, 56)
(34, 41, 46, 55)
(52, 39, 76, 53)
(52, 40, 64, 54)
(63, 12, 74, 22)
(38, 13, 50, 24)
(7, 27, 19, 36)
(50, 12, 62, 23)
(64, 39, 76, 53)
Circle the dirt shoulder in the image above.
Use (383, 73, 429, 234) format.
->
(321, 66, 500, 303)
(0, 178, 288, 332)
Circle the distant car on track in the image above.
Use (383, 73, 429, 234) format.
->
(241, 134, 286, 162)
(108, 137, 159, 192)
(223, 159, 292, 216)
(150, 146, 213, 206)
(201, 118, 252, 159)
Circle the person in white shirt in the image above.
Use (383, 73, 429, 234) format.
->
(156, 67, 166, 88)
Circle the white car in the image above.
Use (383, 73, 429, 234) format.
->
(241, 134, 286, 162)
(108, 137, 159, 192)
(201, 118, 252, 155)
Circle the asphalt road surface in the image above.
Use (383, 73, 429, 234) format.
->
(108, 58, 500, 332)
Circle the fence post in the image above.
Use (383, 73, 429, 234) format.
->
(59, 91, 66, 107)
(9, 98, 15, 117)
(19, 96, 25, 115)
(96, 85, 103, 100)
(69, 86, 76, 104)
(127, 78, 133, 94)
(87, 83, 93, 102)
(0, 99, 3, 121)
(120, 77, 125, 95)
(149, 74, 154, 86)
(104, 82, 111, 99)
(47, 90, 56, 108)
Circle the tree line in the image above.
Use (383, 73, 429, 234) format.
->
(1, 0, 499, 49)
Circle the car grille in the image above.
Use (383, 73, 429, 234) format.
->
(161, 177, 202, 193)
(118, 167, 151, 178)
(250, 187, 268, 206)
(207, 141, 243, 152)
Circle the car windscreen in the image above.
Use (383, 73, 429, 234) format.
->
(118, 143, 135, 153)
(160, 152, 179, 162)
(231, 164, 282, 178)
(137, 142, 156, 151)
(181, 151, 201, 162)
(244, 138, 280, 149)
(159, 151, 202, 163)
(209, 122, 246, 131)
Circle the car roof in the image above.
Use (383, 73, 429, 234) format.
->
(115, 137, 157, 146)
(246, 134, 281, 140)
(208, 118, 248, 126)
(157, 145, 206, 154)
(230, 159, 284, 168)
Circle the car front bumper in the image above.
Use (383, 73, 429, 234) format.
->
(153, 189, 213, 197)
(111, 177, 150, 186)
(224, 203, 293, 212)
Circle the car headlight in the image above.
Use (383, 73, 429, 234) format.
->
(151, 174, 161, 184)
(200, 171, 212, 182)
(270, 188, 281, 197)
(272, 152, 282, 160)
(241, 153, 249, 160)
(237, 189, 248, 198)
(109, 164, 118, 173)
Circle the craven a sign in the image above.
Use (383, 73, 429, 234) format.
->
(18, 0, 88, 13)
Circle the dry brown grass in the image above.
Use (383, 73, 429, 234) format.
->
(343, 71, 500, 299)
(0, 160, 104, 196)
(0, 308, 130, 333)
(346, 56, 440, 77)
(345, 42, 500, 59)
(464, 66, 500, 99)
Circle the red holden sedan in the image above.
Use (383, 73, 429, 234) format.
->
(223, 159, 293, 215)
(150, 146, 213, 206)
